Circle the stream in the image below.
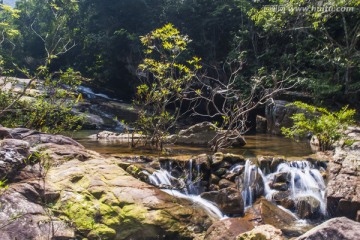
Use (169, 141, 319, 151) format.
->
(66, 130, 326, 237)
(66, 87, 329, 238)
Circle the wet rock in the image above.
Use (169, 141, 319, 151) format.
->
(280, 198, 295, 210)
(270, 157, 286, 172)
(256, 115, 267, 133)
(271, 191, 295, 210)
(149, 160, 160, 169)
(210, 174, 220, 184)
(237, 224, 285, 240)
(205, 218, 254, 240)
(214, 168, 227, 177)
(201, 187, 244, 215)
(297, 217, 360, 240)
(271, 182, 288, 191)
(209, 184, 220, 191)
(258, 156, 272, 175)
(193, 153, 211, 171)
(244, 198, 297, 230)
(223, 172, 239, 182)
(126, 165, 149, 182)
(219, 179, 236, 189)
(273, 172, 291, 183)
(223, 153, 246, 164)
(212, 152, 224, 166)
(295, 196, 321, 219)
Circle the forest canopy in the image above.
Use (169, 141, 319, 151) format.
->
(0, 0, 359, 105)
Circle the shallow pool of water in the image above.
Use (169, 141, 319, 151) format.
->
(65, 131, 314, 159)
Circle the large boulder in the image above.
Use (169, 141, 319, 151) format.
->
(244, 198, 297, 230)
(296, 217, 360, 240)
(327, 142, 360, 220)
(201, 187, 244, 215)
(265, 100, 300, 135)
(0, 181, 75, 240)
(47, 157, 216, 239)
(0, 127, 83, 147)
(0, 139, 30, 181)
(0, 129, 219, 240)
(205, 218, 254, 240)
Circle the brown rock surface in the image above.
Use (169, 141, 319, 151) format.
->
(201, 187, 244, 215)
(237, 224, 284, 240)
(205, 218, 254, 240)
(296, 217, 360, 240)
(327, 128, 360, 220)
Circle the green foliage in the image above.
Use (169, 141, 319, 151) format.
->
(134, 24, 201, 149)
(0, 68, 83, 133)
(0, 178, 8, 191)
(281, 101, 356, 151)
(249, 1, 360, 102)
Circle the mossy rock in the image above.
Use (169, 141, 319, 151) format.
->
(237, 232, 267, 240)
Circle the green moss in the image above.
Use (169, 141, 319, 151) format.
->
(237, 233, 267, 240)
(88, 224, 116, 239)
(59, 193, 122, 236)
(114, 204, 148, 239)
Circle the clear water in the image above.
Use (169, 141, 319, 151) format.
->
(66, 131, 314, 159)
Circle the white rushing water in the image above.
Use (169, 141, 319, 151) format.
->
(237, 160, 327, 216)
(78, 85, 120, 101)
(263, 160, 327, 215)
(162, 189, 225, 219)
(144, 168, 225, 219)
(146, 159, 327, 220)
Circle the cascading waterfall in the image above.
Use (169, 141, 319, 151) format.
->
(144, 161, 224, 219)
(266, 161, 327, 215)
(146, 158, 326, 220)
(240, 160, 326, 217)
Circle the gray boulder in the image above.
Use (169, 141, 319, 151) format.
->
(296, 217, 360, 240)
(265, 100, 300, 135)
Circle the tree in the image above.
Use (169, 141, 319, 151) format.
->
(0, 1, 83, 133)
(249, 0, 360, 102)
(134, 23, 201, 150)
(281, 101, 356, 151)
(190, 63, 297, 151)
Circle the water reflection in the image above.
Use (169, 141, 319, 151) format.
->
(66, 131, 313, 159)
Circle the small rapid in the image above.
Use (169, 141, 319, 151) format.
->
(144, 157, 327, 221)
(143, 164, 225, 219)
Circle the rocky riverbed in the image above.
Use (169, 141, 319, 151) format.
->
(0, 126, 359, 239)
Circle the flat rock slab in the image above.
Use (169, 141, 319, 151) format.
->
(47, 157, 215, 239)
